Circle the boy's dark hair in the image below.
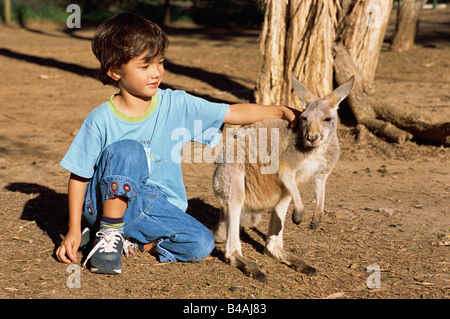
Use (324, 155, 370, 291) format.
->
(92, 12, 169, 86)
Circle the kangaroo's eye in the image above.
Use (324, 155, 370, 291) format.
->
(323, 117, 332, 122)
(300, 116, 308, 121)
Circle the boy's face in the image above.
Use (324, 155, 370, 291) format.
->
(109, 50, 165, 99)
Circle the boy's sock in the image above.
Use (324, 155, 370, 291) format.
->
(132, 243, 145, 251)
(99, 216, 146, 252)
(100, 215, 124, 234)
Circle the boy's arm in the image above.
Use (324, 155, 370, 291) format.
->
(223, 103, 300, 127)
(56, 173, 88, 264)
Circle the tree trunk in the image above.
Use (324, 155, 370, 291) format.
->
(337, 0, 393, 93)
(256, 0, 449, 145)
(333, 0, 413, 143)
(163, 0, 171, 25)
(391, 0, 425, 52)
(4, 0, 11, 25)
(255, 0, 338, 107)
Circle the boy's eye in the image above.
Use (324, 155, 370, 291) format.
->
(158, 59, 165, 65)
(140, 65, 149, 69)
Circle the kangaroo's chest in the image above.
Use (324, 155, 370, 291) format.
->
(294, 149, 329, 184)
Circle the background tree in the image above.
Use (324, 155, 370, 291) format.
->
(3, 0, 11, 24)
(255, 0, 449, 145)
(391, 0, 426, 52)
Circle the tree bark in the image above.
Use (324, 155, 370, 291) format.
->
(255, 0, 338, 108)
(337, 0, 393, 93)
(391, 0, 425, 52)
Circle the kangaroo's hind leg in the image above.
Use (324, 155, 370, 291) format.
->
(264, 194, 316, 276)
(222, 199, 267, 283)
(213, 207, 227, 243)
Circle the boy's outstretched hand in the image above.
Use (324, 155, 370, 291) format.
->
(280, 105, 302, 128)
(224, 103, 301, 128)
(56, 230, 81, 264)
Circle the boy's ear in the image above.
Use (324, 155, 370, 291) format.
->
(107, 67, 121, 82)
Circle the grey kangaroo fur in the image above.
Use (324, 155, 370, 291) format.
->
(212, 73, 355, 282)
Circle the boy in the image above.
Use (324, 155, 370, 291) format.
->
(56, 12, 299, 274)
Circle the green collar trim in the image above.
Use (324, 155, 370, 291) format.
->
(107, 93, 158, 123)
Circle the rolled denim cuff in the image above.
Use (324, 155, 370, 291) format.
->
(154, 239, 177, 263)
(100, 175, 139, 204)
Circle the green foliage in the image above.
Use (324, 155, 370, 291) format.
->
(1, 0, 69, 23)
(1, 0, 264, 27)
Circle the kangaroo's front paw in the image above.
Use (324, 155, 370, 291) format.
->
(309, 220, 320, 229)
(309, 216, 323, 229)
(309, 212, 324, 229)
(292, 209, 304, 225)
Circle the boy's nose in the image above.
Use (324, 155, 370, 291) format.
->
(149, 65, 162, 78)
(150, 69, 160, 78)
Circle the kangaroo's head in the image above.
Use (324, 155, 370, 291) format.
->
(291, 73, 355, 148)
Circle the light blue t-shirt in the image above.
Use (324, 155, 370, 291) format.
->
(60, 88, 229, 212)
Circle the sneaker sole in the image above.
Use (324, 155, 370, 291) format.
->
(90, 267, 122, 275)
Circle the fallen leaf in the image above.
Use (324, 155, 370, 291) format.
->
(415, 282, 434, 286)
(326, 292, 345, 299)
(368, 288, 387, 293)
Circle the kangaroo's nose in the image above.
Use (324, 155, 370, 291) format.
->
(307, 134, 319, 143)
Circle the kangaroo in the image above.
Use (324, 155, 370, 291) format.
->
(212, 74, 355, 282)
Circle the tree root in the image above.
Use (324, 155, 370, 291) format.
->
(334, 43, 449, 145)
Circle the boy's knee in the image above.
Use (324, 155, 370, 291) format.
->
(95, 139, 149, 205)
(155, 228, 214, 263)
(190, 228, 215, 262)
(106, 139, 145, 158)
(101, 139, 149, 181)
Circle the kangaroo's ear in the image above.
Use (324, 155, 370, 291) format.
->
(326, 76, 355, 109)
(290, 72, 317, 106)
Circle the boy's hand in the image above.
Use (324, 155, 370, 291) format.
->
(280, 106, 301, 128)
(56, 230, 81, 264)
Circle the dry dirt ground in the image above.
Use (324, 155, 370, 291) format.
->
(0, 8, 449, 300)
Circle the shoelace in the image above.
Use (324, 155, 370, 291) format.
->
(83, 229, 130, 268)
(123, 238, 137, 257)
